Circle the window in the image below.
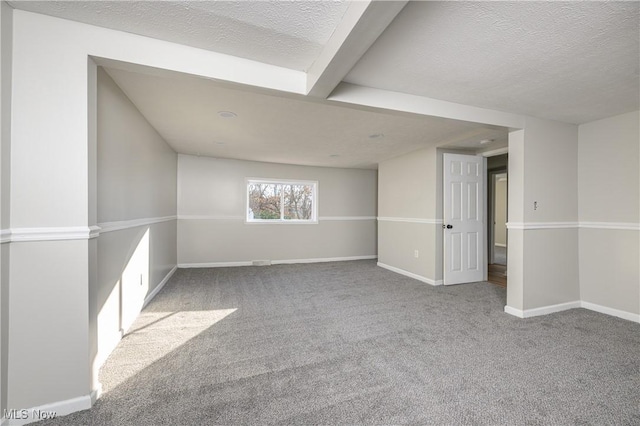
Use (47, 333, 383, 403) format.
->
(246, 179, 318, 223)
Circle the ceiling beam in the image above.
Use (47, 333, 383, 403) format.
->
(306, 1, 407, 99)
(328, 83, 525, 130)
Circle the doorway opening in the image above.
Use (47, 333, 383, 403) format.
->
(487, 153, 508, 287)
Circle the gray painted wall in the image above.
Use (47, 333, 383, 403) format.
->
(0, 1, 11, 415)
(377, 146, 477, 284)
(521, 117, 579, 310)
(377, 147, 438, 281)
(177, 154, 377, 265)
(507, 130, 525, 310)
(93, 68, 177, 385)
(578, 111, 639, 315)
(495, 177, 507, 246)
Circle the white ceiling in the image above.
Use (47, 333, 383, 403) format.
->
(8, 0, 350, 71)
(105, 66, 506, 169)
(8, 1, 638, 169)
(345, 1, 640, 124)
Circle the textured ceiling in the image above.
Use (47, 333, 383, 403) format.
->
(9, 0, 634, 170)
(9, 0, 350, 71)
(345, 1, 640, 124)
(104, 67, 507, 169)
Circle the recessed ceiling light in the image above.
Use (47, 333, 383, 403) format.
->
(480, 139, 494, 145)
(217, 111, 237, 118)
(369, 133, 384, 139)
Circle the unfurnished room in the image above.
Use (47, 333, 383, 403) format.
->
(0, 1, 638, 425)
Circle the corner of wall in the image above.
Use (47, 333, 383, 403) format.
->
(0, 0, 12, 416)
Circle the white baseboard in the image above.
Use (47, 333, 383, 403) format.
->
(90, 386, 102, 405)
(142, 265, 177, 308)
(2, 394, 92, 425)
(494, 243, 507, 248)
(580, 301, 640, 323)
(272, 255, 377, 265)
(179, 256, 377, 269)
(377, 262, 442, 286)
(179, 261, 252, 268)
(505, 300, 639, 323)
(503, 305, 524, 318)
(504, 301, 581, 318)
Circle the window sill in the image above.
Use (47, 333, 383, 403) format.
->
(245, 220, 318, 225)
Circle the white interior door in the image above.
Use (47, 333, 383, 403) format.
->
(443, 153, 484, 285)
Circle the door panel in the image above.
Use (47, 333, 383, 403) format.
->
(444, 153, 484, 285)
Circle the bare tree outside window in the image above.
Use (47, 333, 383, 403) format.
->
(247, 180, 317, 222)
(248, 183, 281, 220)
(283, 184, 313, 220)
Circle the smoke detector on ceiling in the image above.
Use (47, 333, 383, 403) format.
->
(218, 111, 237, 118)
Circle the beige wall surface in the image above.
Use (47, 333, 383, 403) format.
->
(377, 146, 479, 284)
(578, 111, 639, 316)
(8, 240, 90, 409)
(519, 118, 580, 311)
(178, 219, 376, 264)
(506, 229, 524, 310)
(506, 130, 525, 310)
(377, 147, 438, 281)
(378, 148, 436, 219)
(523, 117, 578, 223)
(98, 69, 177, 223)
(0, 1, 11, 414)
(495, 178, 507, 246)
(0, 1, 10, 230)
(177, 155, 377, 264)
(94, 68, 177, 384)
(578, 111, 639, 223)
(508, 130, 525, 223)
(579, 229, 639, 315)
(523, 229, 580, 309)
(178, 154, 377, 217)
(378, 221, 436, 281)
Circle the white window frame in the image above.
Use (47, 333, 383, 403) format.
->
(245, 178, 319, 224)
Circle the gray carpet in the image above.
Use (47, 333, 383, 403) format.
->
(38, 260, 639, 425)
(493, 246, 507, 266)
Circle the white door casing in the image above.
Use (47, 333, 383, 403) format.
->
(443, 153, 484, 285)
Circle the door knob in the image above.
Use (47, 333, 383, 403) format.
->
(443, 224, 453, 229)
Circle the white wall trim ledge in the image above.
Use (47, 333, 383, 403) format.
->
(579, 222, 640, 231)
(178, 215, 244, 220)
(507, 221, 639, 230)
(377, 262, 443, 286)
(177, 215, 376, 221)
(506, 222, 579, 230)
(98, 215, 177, 233)
(2, 393, 92, 425)
(179, 255, 377, 268)
(1, 215, 180, 242)
(377, 217, 443, 224)
(142, 265, 178, 308)
(505, 301, 639, 323)
(320, 216, 376, 221)
(8, 226, 101, 243)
